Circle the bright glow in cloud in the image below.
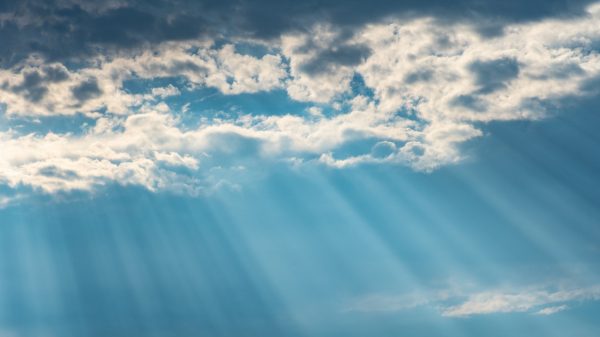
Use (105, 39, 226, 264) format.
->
(1, 3, 600, 196)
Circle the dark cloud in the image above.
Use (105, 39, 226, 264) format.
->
(43, 65, 70, 82)
(524, 63, 585, 81)
(580, 75, 600, 94)
(71, 78, 102, 102)
(2, 65, 71, 103)
(38, 166, 81, 179)
(450, 94, 488, 112)
(299, 44, 372, 75)
(7, 71, 47, 102)
(231, 0, 595, 39)
(469, 57, 520, 94)
(453, 57, 520, 111)
(20, 71, 47, 102)
(404, 70, 434, 84)
(0, 1, 216, 66)
(0, 0, 595, 67)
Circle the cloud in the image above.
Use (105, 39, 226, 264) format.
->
(71, 77, 103, 102)
(0, 101, 418, 193)
(468, 57, 520, 94)
(442, 286, 600, 317)
(0, 194, 22, 209)
(1, 3, 600, 197)
(151, 84, 180, 98)
(281, 26, 359, 103)
(346, 284, 600, 318)
(0, 0, 596, 68)
(0, 42, 287, 116)
(354, 10, 600, 122)
(535, 305, 569, 315)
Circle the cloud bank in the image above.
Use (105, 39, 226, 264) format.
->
(1, 1, 600, 198)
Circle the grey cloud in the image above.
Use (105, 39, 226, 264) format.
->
(450, 94, 488, 112)
(371, 141, 397, 159)
(43, 65, 70, 82)
(234, 0, 595, 38)
(299, 44, 372, 75)
(404, 70, 434, 84)
(71, 78, 102, 102)
(580, 75, 600, 94)
(3, 64, 73, 103)
(0, 0, 596, 67)
(469, 57, 520, 94)
(19, 71, 48, 102)
(38, 166, 81, 179)
(530, 63, 585, 80)
(169, 61, 208, 74)
(8, 71, 48, 103)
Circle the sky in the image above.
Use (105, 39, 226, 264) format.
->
(0, 0, 600, 336)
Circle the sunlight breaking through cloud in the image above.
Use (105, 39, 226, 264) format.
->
(1, 3, 600, 197)
(1, 2, 600, 336)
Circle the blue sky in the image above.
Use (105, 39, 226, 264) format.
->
(0, 1, 600, 336)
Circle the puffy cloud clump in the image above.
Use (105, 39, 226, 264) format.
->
(1, 3, 600, 198)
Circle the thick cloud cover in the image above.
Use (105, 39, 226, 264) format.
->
(1, 0, 600, 198)
(0, 0, 596, 65)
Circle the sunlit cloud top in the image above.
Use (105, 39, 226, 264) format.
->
(1, 0, 600, 197)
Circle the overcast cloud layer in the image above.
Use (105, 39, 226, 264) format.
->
(1, 0, 600, 197)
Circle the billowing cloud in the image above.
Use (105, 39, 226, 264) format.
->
(0, 0, 596, 67)
(1, 2, 600, 198)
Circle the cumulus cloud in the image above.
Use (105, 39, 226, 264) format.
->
(151, 84, 181, 98)
(281, 25, 368, 103)
(0, 42, 287, 116)
(1, 2, 600, 197)
(354, 13, 600, 123)
(0, 100, 419, 193)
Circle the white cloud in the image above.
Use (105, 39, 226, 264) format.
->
(0, 102, 419, 193)
(151, 84, 181, 98)
(442, 286, 600, 317)
(210, 44, 287, 95)
(0, 194, 24, 209)
(0, 42, 288, 117)
(280, 25, 358, 103)
(346, 284, 600, 318)
(355, 13, 600, 122)
(1, 4, 600, 196)
(535, 305, 568, 315)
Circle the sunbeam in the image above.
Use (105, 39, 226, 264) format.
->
(1, 0, 600, 336)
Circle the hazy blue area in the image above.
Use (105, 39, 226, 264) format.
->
(0, 95, 598, 337)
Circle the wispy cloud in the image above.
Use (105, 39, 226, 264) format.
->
(535, 305, 568, 315)
(0, 194, 25, 209)
(344, 290, 453, 313)
(443, 286, 600, 317)
(346, 284, 600, 318)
